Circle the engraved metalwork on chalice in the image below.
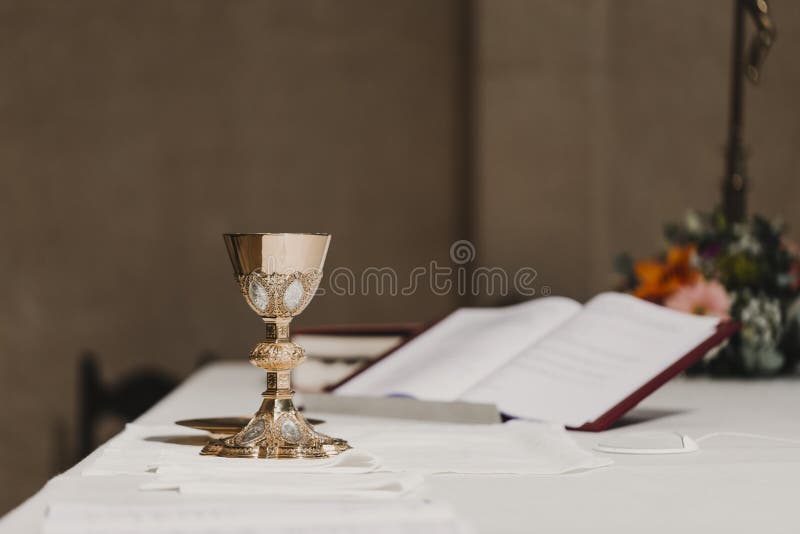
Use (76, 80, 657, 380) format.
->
(203, 233, 350, 459)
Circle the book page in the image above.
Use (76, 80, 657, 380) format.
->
(335, 297, 582, 400)
(462, 293, 720, 426)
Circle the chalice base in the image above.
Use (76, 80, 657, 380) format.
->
(203, 312, 350, 459)
(201, 396, 350, 459)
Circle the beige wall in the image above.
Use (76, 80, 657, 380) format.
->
(2, 0, 800, 515)
(477, 0, 800, 303)
(0, 0, 462, 512)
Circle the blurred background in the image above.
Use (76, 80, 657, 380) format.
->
(1, 0, 799, 514)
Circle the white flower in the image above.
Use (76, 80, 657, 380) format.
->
(729, 231, 763, 256)
(734, 291, 784, 373)
(685, 211, 704, 236)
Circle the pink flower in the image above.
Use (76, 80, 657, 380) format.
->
(789, 261, 800, 292)
(781, 236, 800, 258)
(664, 279, 731, 318)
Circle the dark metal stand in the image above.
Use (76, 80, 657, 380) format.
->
(721, 0, 776, 223)
(722, 1, 747, 223)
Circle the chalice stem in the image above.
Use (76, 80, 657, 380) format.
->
(203, 317, 350, 458)
(216, 232, 349, 459)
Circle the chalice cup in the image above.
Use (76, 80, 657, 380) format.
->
(204, 233, 350, 459)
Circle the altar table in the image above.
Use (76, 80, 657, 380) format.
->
(2, 361, 799, 533)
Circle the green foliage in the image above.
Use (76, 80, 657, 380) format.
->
(612, 253, 636, 290)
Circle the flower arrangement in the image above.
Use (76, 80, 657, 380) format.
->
(615, 208, 800, 376)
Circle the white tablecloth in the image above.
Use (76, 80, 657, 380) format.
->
(2, 361, 799, 533)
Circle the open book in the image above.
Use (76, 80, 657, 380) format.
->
(334, 293, 737, 430)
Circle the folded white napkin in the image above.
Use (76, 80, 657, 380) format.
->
(154, 449, 380, 476)
(84, 423, 414, 499)
(43, 500, 470, 534)
(324, 418, 613, 475)
(84, 419, 610, 484)
(84, 424, 380, 476)
(141, 472, 424, 499)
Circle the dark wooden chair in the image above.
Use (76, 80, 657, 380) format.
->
(77, 351, 181, 459)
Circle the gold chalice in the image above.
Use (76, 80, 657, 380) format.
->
(202, 233, 350, 459)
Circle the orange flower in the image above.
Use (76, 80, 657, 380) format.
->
(633, 245, 700, 303)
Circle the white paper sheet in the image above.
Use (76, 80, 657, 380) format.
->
(325, 417, 612, 475)
(83, 424, 380, 477)
(43, 501, 470, 534)
(141, 472, 424, 499)
(294, 334, 403, 360)
(84, 418, 610, 479)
